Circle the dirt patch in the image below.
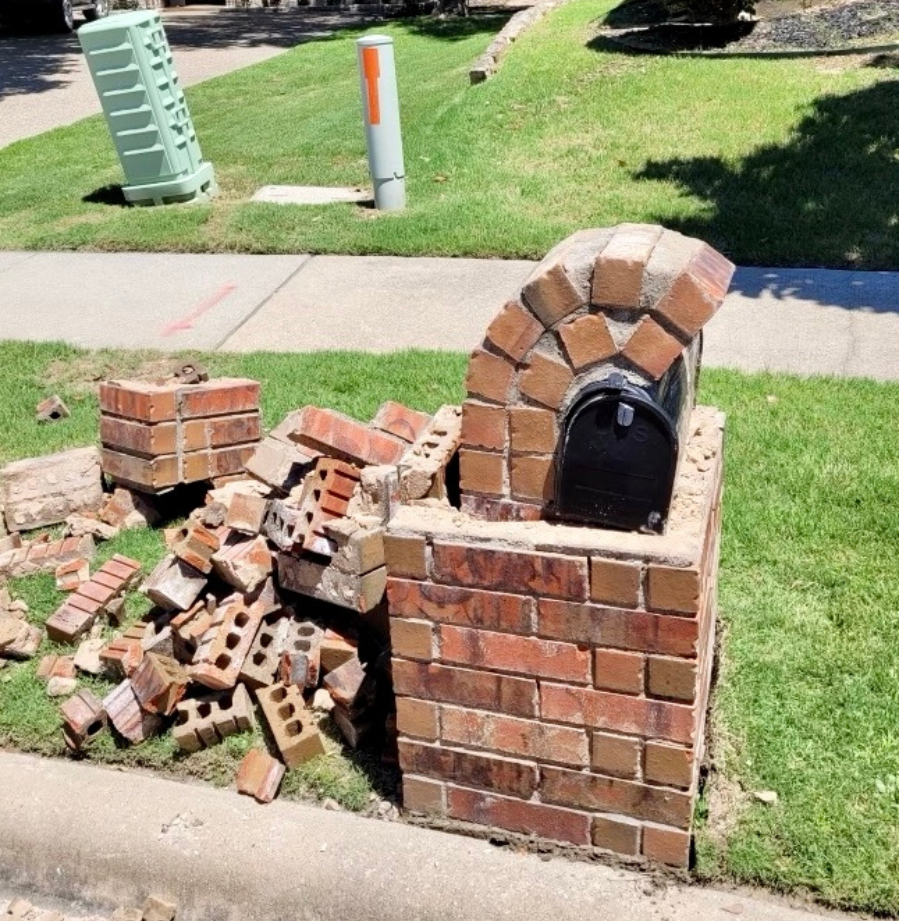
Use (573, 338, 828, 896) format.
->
(44, 352, 205, 397)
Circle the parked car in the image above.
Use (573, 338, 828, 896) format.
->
(0, 0, 108, 33)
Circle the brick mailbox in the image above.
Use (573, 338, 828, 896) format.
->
(385, 224, 733, 868)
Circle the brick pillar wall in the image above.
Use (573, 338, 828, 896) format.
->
(457, 224, 734, 521)
(385, 407, 723, 868)
(99, 378, 261, 493)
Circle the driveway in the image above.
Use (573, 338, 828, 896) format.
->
(0, 5, 362, 149)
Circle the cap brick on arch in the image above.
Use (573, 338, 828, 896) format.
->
(458, 224, 735, 520)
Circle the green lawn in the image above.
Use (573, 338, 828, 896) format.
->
(0, 2, 896, 267)
(0, 343, 898, 913)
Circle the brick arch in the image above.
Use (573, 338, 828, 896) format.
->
(460, 224, 734, 521)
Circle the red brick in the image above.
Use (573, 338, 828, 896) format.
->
(396, 697, 439, 740)
(594, 649, 644, 694)
(508, 406, 557, 454)
(458, 449, 504, 497)
(387, 579, 534, 634)
(518, 352, 574, 411)
(440, 706, 588, 767)
(403, 775, 446, 814)
(391, 618, 434, 661)
(558, 314, 617, 370)
(592, 224, 663, 310)
(509, 454, 554, 502)
(101, 449, 179, 491)
(642, 824, 691, 867)
(181, 413, 261, 452)
(465, 349, 515, 404)
(540, 683, 696, 745)
(236, 748, 285, 804)
(654, 244, 735, 339)
(182, 445, 255, 483)
(592, 731, 641, 779)
(393, 660, 537, 718)
(100, 417, 177, 458)
(98, 381, 178, 423)
(447, 786, 591, 846)
(647, 656, 697, 703)
(521, 255, 587, 328)
(433, 543, 587, 601)
(399, 740, 537, 799)
(620, 317, 685, 381)
(384, 536, 428, 581)
(647, 565, 701, 614)
(439, 626, 590, 683)
(592, 814, 642, 855)
(371, 401, 431, 443)
(541, 766, 693, 828)
(538, 599, 699, 657)
(287, 406, 406, 466)
(644, 741, 694, 790)
(484, 301, 545, 361)
(461, 401, 506, 451)
(177, 379, 260, 419)
(590, 558, 641, 608)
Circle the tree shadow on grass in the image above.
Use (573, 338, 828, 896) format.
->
(395, 11, 512, 40)
(633, 77, 899, 273)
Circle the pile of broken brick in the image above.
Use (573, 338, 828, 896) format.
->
(0, 373, 460, 805)
(4, 895, 176, 921)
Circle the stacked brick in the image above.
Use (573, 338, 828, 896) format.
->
(386, 406, 723, 867)
(99, 378, 262, 493)
(458, 224, 734, 521)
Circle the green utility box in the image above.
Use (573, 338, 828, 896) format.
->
(79, 11, 216, 206)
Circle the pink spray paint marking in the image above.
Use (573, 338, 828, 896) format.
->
(161, 282, 238, 337)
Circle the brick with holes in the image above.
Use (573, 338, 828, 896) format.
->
(60, 688, 107, 751)
(279, 621, 323, 689)
(398, 405, 463, 502)
(191, 594, 267, 690)
(172, 684, 256, 753)
(256, 681, 326, 768)
(171, 522, 220, 574)
(295, 457, 361, 556)
(262, 498, 305, 552)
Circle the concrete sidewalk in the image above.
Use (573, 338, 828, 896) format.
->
(0, 251, 897, 378)
(0, 750, 851, 921)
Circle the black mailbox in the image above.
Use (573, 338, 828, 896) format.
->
(553, 343, 699, 533)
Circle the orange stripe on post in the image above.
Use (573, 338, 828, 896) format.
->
(362, 46, 381, 126)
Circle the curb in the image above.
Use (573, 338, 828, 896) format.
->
(469, 0, 573, 83)
(0, 750, 851, 921)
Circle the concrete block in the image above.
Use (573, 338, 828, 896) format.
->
(2, 446, 103, 532)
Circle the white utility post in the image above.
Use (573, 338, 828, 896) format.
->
(356, 35, 406, 211)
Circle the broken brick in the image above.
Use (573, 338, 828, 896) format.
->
(131, 653, 190, 715)
(60, 688, 107, 751)
(236, 748, 285, 804)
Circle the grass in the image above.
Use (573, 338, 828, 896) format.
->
(0, 343, 898, 911)
(0, 1, 897, 267)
